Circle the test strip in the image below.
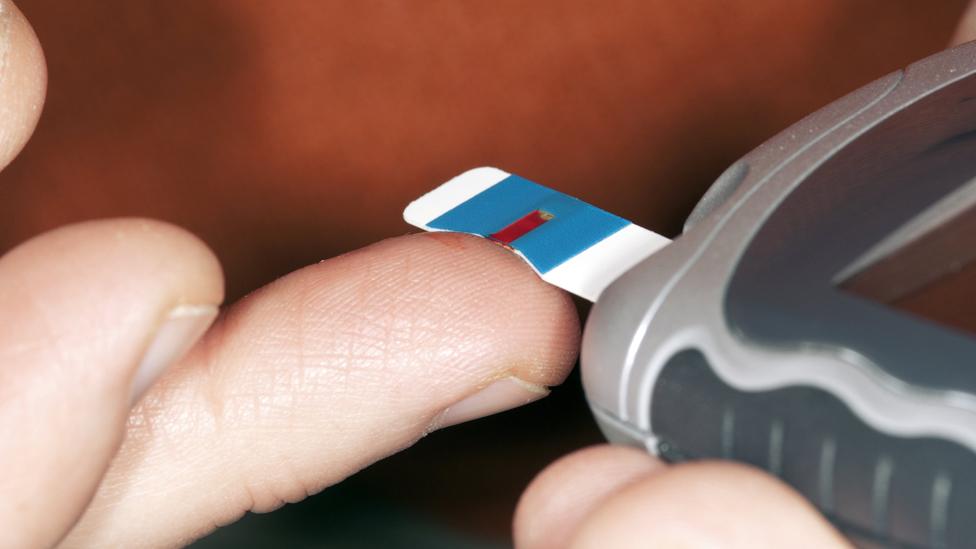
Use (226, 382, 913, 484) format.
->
(403, 167, 671, 301)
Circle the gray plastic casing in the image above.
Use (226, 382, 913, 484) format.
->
(582, 41, 976, 548)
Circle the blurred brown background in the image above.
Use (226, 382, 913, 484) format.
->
(1, 1, 969, 546)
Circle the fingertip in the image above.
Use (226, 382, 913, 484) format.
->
(339, 232, 581, 389)
(0, 0, 47, 171)
(515, 445, 663, 549)
(280, 231, 580, 428)
(429, 232, 581, 387)
(570, 461, 849, 549)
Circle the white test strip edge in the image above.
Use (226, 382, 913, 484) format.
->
(403, 167, 511, 229)
(545, 224, 670, 301)
(403, 167, 672, 301)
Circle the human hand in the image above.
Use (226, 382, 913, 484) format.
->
(0, 10, 835, 542)
(1, 5, 582, 546)
(3, 1, 975, 547)
(0, 38, 582, 545)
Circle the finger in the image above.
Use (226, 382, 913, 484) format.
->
(60, 232, 580, 548)
(0, 0, 46, 171)
(514, 445, 664, 549)
(569, 460, 849, 548)
(0, 219, 223, 548)
(953, 1, 976, 45)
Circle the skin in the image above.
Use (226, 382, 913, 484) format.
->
(0, 1, 973, 546)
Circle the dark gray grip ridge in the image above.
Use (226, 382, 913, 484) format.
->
(651, 350, 976, 549)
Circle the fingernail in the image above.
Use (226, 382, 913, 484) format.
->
(130, 304, 218, 403)
(435, 376, 550, 429)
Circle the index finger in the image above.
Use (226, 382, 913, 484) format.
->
(60, 233, 581, 547)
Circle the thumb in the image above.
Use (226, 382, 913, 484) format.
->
(517, 446, 848, 549)
(0, 0, 46, 172)
(0, 219, 223, 547)
(953, 1, 976, 45)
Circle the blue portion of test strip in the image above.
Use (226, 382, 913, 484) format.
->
(427, 174, 629, 273)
